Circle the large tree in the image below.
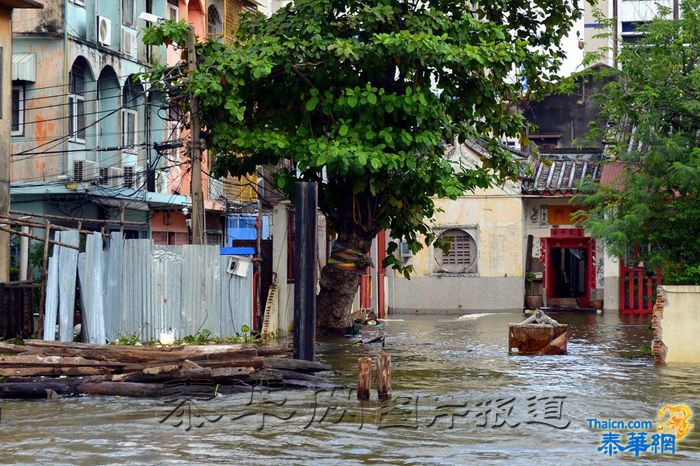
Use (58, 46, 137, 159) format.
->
(578, 0, 700, 285)
(144, 0, 584, 335)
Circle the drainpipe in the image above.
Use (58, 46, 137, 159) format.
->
(63, 0, 69, 178)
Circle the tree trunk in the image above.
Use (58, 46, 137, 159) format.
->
(316, 232, 372, 336)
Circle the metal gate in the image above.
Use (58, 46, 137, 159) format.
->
(619, 260, 660, 314)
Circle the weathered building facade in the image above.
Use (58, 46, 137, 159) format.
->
(583, 0, 682, 67)
(387, 141, 614, 314)
(10, 0, 183, 235)
(0, 0, 43, 283)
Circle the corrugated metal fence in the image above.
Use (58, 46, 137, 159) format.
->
(44, 232, 252, 343)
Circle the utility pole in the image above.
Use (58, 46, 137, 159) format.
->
(673, 0, 679, 20)
(0, 153, 8, 282)
(612, 0, 619, 68)
(293, 181, 317, 361)
(187, 27, 205, 245)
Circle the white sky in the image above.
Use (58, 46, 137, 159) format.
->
(560, 8, 586, 76)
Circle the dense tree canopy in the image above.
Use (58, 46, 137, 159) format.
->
(579, 1, 700, 284)
(145, 0, 584, 333)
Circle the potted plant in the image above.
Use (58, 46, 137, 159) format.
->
(525, 272, 543, 310)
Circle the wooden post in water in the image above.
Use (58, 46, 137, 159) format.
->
(357, 357, 371, 400)
(376, 352, 392, 401)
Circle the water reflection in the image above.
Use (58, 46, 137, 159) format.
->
(1, 311, 699, 465)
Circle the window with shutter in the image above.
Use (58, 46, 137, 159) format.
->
(435, 229, 477, 273)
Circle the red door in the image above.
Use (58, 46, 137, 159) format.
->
(358, 230, 387, 318)
(542, 228, 596, 309)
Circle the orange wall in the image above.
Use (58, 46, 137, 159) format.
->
(152, 210, 189, 231)
(163, 0, 218, 209)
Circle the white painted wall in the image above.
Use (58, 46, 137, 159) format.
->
(657, 286, 700, 363)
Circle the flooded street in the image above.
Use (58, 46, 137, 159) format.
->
(2, 311, 700, 465)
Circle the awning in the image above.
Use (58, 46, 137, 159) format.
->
(12, 53, 36, 82)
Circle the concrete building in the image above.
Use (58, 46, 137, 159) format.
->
(583, 0, 681, 66)
(10, 0, 183, 236)
(0, 0, 43, 283)
(387, 140, 615, 314)
(522, 64, 614, 149)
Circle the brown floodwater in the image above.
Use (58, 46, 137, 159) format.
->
(1, 311, 699, 465)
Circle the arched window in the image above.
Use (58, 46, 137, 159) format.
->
(435, 229, 477, 273)
(207, 5, 223, 37)
(68, 61, 87, 142)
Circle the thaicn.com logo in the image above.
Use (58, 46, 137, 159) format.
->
(587, 404, 694, 457)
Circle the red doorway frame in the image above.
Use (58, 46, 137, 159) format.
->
(542, 228, 596, 308)
(358, 230, 387, 318)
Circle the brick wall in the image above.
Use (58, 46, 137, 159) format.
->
(651, 289, 667, 364)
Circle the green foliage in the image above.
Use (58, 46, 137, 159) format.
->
(577, 0, 700, 285)
(144, 1, 583, 272)
(183, 328, 213, 344)
(182, 325, 257, 344)
(621, 343, 653, 359)
(142, 19, 190, 48)
(116, 331, 140, 346)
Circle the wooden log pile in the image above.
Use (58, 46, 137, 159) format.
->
(0, 340, 333, 399)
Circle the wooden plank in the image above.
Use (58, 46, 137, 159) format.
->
(0, 354, 123, 367)
(122, 356, 265, 372)
(211, 366, 256, 381)
(0, 381, 83, 399)
(263, 357, 331, 373)
(0, 366, 107, 377)
(24, 340, 184, 352)
(76, 381, 163, 398)
(0, 342, 30, 354)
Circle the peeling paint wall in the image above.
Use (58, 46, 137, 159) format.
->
(13, 0, 63, 36)
(10, 38, 65, 183)
(390, 186, 525, 313)
(11, 1, 169, 188)
(406, 193, 524, 278)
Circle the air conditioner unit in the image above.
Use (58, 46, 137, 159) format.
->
(108, 167, 123, 188)
(99, 167, 109, 186)
(122, 28, 137, 58)
(123, 165, 135, 188)
(123, 165, 144, 189)
(100, 167, 123, 187)
(73, 160, 98, 183)
(97, 16, 112, 46)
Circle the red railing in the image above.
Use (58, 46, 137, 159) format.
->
(619, 261, 660, 314)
